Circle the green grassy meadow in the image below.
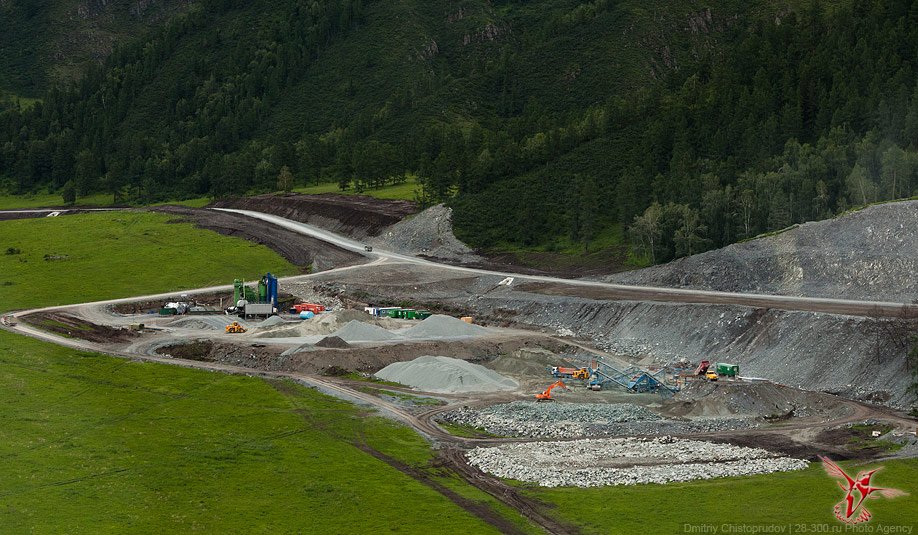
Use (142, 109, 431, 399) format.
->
(527, 459, 918, 534)
(0, 330, 508, 533)
(0, 211, 297, 310)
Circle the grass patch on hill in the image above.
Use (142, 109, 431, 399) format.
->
(0, 192, 114, 209)
(0, 211, 297, 311)
(293, 177, 420, 201)
(0, 330, 509, 533)
(525, 459, 918, 534)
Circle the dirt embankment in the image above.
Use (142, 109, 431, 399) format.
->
(209, 193, 418, 239)
(157, 336, 570, 376)
(604, 200, 918, 302)
(21, 312, 138, 344)
(151, 205, 366, 272)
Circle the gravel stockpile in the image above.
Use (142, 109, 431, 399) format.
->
(401, 315, 489, 339)
(259, 315, 291, 327)
(375, 356, 518, 393)
(467, 437, 808, 487)
(331, 320, 399, 343)
(604, 200, 918, 302)
(443, 402, 754, 439)
(371, 204, 483, 263)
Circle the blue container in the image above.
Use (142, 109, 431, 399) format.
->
(299, 311, 315, 320)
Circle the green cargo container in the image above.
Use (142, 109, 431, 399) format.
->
(159, 307, 177, 316)
(403, 309, 418, 319)
(387, 308, 403, 318)
(715, 363, 739, 376)
(416, 310, 432, 320)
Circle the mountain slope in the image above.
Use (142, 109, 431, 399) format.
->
(1, 0, 917, 267)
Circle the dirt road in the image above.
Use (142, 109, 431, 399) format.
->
(220, 208, 918, 319)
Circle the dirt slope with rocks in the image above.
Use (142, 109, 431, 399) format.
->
(210, 193, 417, 238)
(604, 200, 918, 302)
(370, 205, 484, 263)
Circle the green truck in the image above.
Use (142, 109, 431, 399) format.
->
(385, 308, 433, 320)
(715, 363, 739, 377)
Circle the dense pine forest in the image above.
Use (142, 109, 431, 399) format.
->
(1, 0, 917, 264)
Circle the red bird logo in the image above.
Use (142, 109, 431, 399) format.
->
(820, 456, 907, 524)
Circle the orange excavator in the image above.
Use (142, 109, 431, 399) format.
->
(535, 380, 568, 402)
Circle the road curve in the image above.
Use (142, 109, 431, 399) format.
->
(216, 208, 918, 319)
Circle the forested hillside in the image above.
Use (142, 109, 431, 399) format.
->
(1, 0, 917, 264)
(0, 0, 190, 97)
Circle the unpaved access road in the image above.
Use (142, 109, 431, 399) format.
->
(218, 208, 918, 319)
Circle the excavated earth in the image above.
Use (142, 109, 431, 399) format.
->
(209, 193, 418, 238)
(151, 205, 366, 272)
(155, 334, 570, 376)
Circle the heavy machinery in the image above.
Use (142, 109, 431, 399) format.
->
(225, 322, 246, 334)
(228, 273, 279, 317)
(587, 358, 679, 396)
(715, 363, 739, 377)
(549, 366, 590, 380)
(694, 360, 711, 376)
(705, 370, 719, 381)
(291, 303, 326, 314)
(535, 380, 568, 402)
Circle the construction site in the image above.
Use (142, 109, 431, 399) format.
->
(4, 196, 918, 530)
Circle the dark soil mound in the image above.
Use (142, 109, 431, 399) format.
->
(316, 335, 351, 348)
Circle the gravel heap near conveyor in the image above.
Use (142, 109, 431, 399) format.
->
(467, 436, 808, 487)
(375, 356, 518, 393)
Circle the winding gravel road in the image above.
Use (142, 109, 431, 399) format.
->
(218, 208, 918, 319)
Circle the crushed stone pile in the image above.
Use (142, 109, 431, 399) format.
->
(371, 204, 483, 263)
(315, 336, 351, 348)
(258, 315, 291, 328)
(443, 402, 660, 439)
(604, 200, 918, 302)
(443, 402, 754, 439)
(375, 356, 518, 393)
(331, 320, 399, 343)
(467, 436, 808, 487)
(401, 314, 489, 339)
(253, 309, 398, 338)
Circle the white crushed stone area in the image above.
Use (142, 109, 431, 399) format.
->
(375, 355, 518, 394)
(466, 437, 808, 487)
(443, 402, 756, 439)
